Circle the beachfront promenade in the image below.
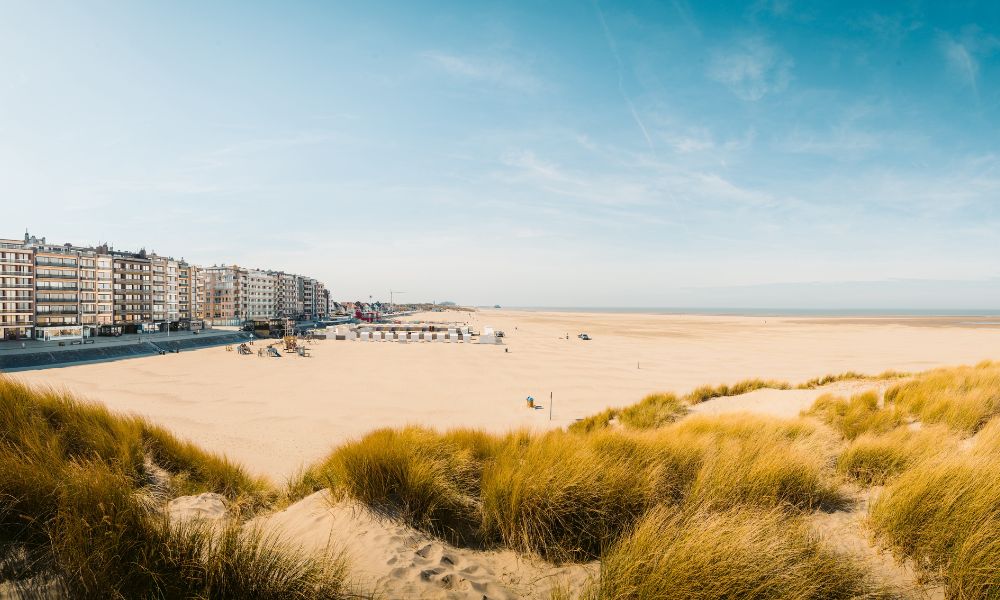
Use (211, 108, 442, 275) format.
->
(0, 328, 250, 371)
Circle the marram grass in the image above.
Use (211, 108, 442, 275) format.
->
(0, 376, 352, 599)
(567, 393, 686, 433)
(302, 414, 845, 561)
(885, 360, 1000, 434)
(868, 447, 1000, 597)
(584, 505, 891, 600)
(836, 425, 954, 486)
(805, 391, 905, 440)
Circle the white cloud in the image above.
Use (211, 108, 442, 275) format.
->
(708, 36, 792, 101)
(939, 27, 1000, 93)
(941, 36, 979, 89)
(422, 51, 541, 92)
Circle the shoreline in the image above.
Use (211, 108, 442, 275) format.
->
(491, 306, 1000, 318)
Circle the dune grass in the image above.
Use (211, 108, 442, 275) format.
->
(584, 505, 890, 600)
(684, 379, 791, 404)
(884, 360, 1000, 434)
(566, 393, 686, 433)
(868, 448, 1000, 596)
(835, 426, 954, 486)
(616, 393, 687, 429)
(680, 370, 909, 406)
(805, 391, 905, 440)
(795, 370, 908, 390)
(582, 507, 890, 600)
(303, 413, 844, 561)
(0, 376, 352, 598)
(297, 426, 504, 543)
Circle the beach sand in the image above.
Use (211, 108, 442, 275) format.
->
(10, 309, 1000, 483)
(9, 309, 993, 598)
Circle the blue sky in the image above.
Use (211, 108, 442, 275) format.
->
(2, 0, 999, 307)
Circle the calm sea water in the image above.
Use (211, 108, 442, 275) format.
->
(492, 307, 1000, 318)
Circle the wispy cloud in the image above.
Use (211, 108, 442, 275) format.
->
(593, 0, 654, 150)
(938, 26, 1000, 98)
(422, 51, 541, 92)
(708, 36, 792, 101)
(941, 35, 979, 91)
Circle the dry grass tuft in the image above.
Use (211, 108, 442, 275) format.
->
(0, 376, 351, 598)
(885, 361, 1000, 434)
(836, 426, 954, 486)
(584, 505, 891, 599)
(617, 393, 687, 429)
(868, 450, 1000, 596)
(796, 370, 908, 390)
(805, 391, 905, 440)
(304, 413, 845, 561)
(684, 379, 791, 404)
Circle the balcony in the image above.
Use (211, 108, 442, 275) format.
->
(36, 309, 79, 315)
(35, 260, 78, 267)
(0, 270, 32, 276)
(34, 272, 78, 279)
(0, 259, 31, 265)
(36, 284, 78, 291)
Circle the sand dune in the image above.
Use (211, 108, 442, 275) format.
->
(248, 491, 594, 599)
(11, 310, 1000, 483)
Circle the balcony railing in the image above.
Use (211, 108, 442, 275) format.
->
(36, 297, 79, 303)
(34, 272, 77, 279)
(35, 282, 79, 292)
(36, 309, 79, 315)
(35, 260, 78, 267)
(0, 270, 32, 276)
(0, 259, 31, 265)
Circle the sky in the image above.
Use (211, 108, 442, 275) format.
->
(2, 0, 999, 308)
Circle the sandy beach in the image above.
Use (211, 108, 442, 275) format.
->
(10, 309, 1000, 483)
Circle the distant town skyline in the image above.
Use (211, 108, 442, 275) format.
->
(3, 1, 999, 307)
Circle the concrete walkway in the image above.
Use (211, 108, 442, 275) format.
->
(0, 329, 241, 355)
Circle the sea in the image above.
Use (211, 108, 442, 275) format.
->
(493, 307, 1000, 320)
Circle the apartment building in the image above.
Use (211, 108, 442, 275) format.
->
(316, 281, 328, 319)
(150, 254, 182, 326)
(202, 265, 246, 323)
(0, 238, 34, 340)
(301, 277, 317, 320)
(112, 251, 154, 333)
(177, 261, 202, 322)
(269, 272, 296, 318)
(32, 244, 85, 341)
(78, 247, 114, 335)
(2, 232, 329, 334)
(245, 269, 277, 319)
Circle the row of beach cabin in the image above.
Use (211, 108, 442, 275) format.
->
(332, 326, 502, 344)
